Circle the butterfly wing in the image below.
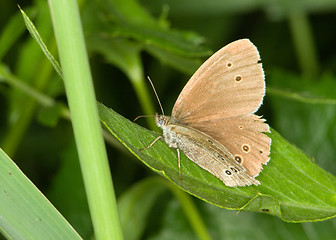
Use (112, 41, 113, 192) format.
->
(182, 141, 259, 186)
(172, 39, 264, 121)
(171, 39, 270, 176)
(187, 115, 271, 176)
(171, 123, 259, 187)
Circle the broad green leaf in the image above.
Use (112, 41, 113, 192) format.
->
(91, 0, 211, 58)
(98, 103, 336, 222)
(111, 23, 210, 58)
(87, 35, 157, 129)
(145, 45, 202, 75)
(87, 36, 143, 81)
(268, 70, 336, 174)
(0, 148, 82, 239)
(151, 197, 336, 240)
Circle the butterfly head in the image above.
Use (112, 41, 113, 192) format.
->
(155, 114, 171, 129)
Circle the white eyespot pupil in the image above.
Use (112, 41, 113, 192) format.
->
(235, 156, 242, 164)
(242, 145, 250, 152)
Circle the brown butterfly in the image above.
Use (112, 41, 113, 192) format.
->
(142, 39, 271, 187)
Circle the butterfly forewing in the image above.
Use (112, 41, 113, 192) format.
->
(172, 39, 265, 121)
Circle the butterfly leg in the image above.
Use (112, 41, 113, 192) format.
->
(140, 135, 162, 151)
(177, 148, 182, 181)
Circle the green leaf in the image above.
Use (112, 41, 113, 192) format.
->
(145, 45, 202, 75)
(152, 197, 336, 240)
(112, 23, 210, 58)
(92, 0, 211, 58)
(268, 70, 336, 174)
(98, 102, 336, 222)
(118, 177, 167, 240)
(87, 36, 143, 81)
(0, 148, 82, 239)
(19, 6, 62, 78)
(87, 36, 157, 129)
(0, 8, 32, 61)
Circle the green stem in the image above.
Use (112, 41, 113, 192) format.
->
(167, 183, 212, 240)
(268, 87, 336, 105)
(288, 9, 319, 78)
(126, 60, 157, 130)
(48, 0, 123, 239)
(0, 64, 55, 110)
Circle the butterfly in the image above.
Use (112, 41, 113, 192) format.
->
(142, 39, 271, 187)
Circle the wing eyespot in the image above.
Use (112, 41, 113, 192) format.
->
(235, 155, 243, 164)
(242, 144, 250, 152)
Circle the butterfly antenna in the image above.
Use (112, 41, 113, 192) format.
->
(147, 76, 165, 115)
(133, 115, 156, 122)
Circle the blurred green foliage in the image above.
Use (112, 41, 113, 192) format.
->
(0, 0, 336, 239)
